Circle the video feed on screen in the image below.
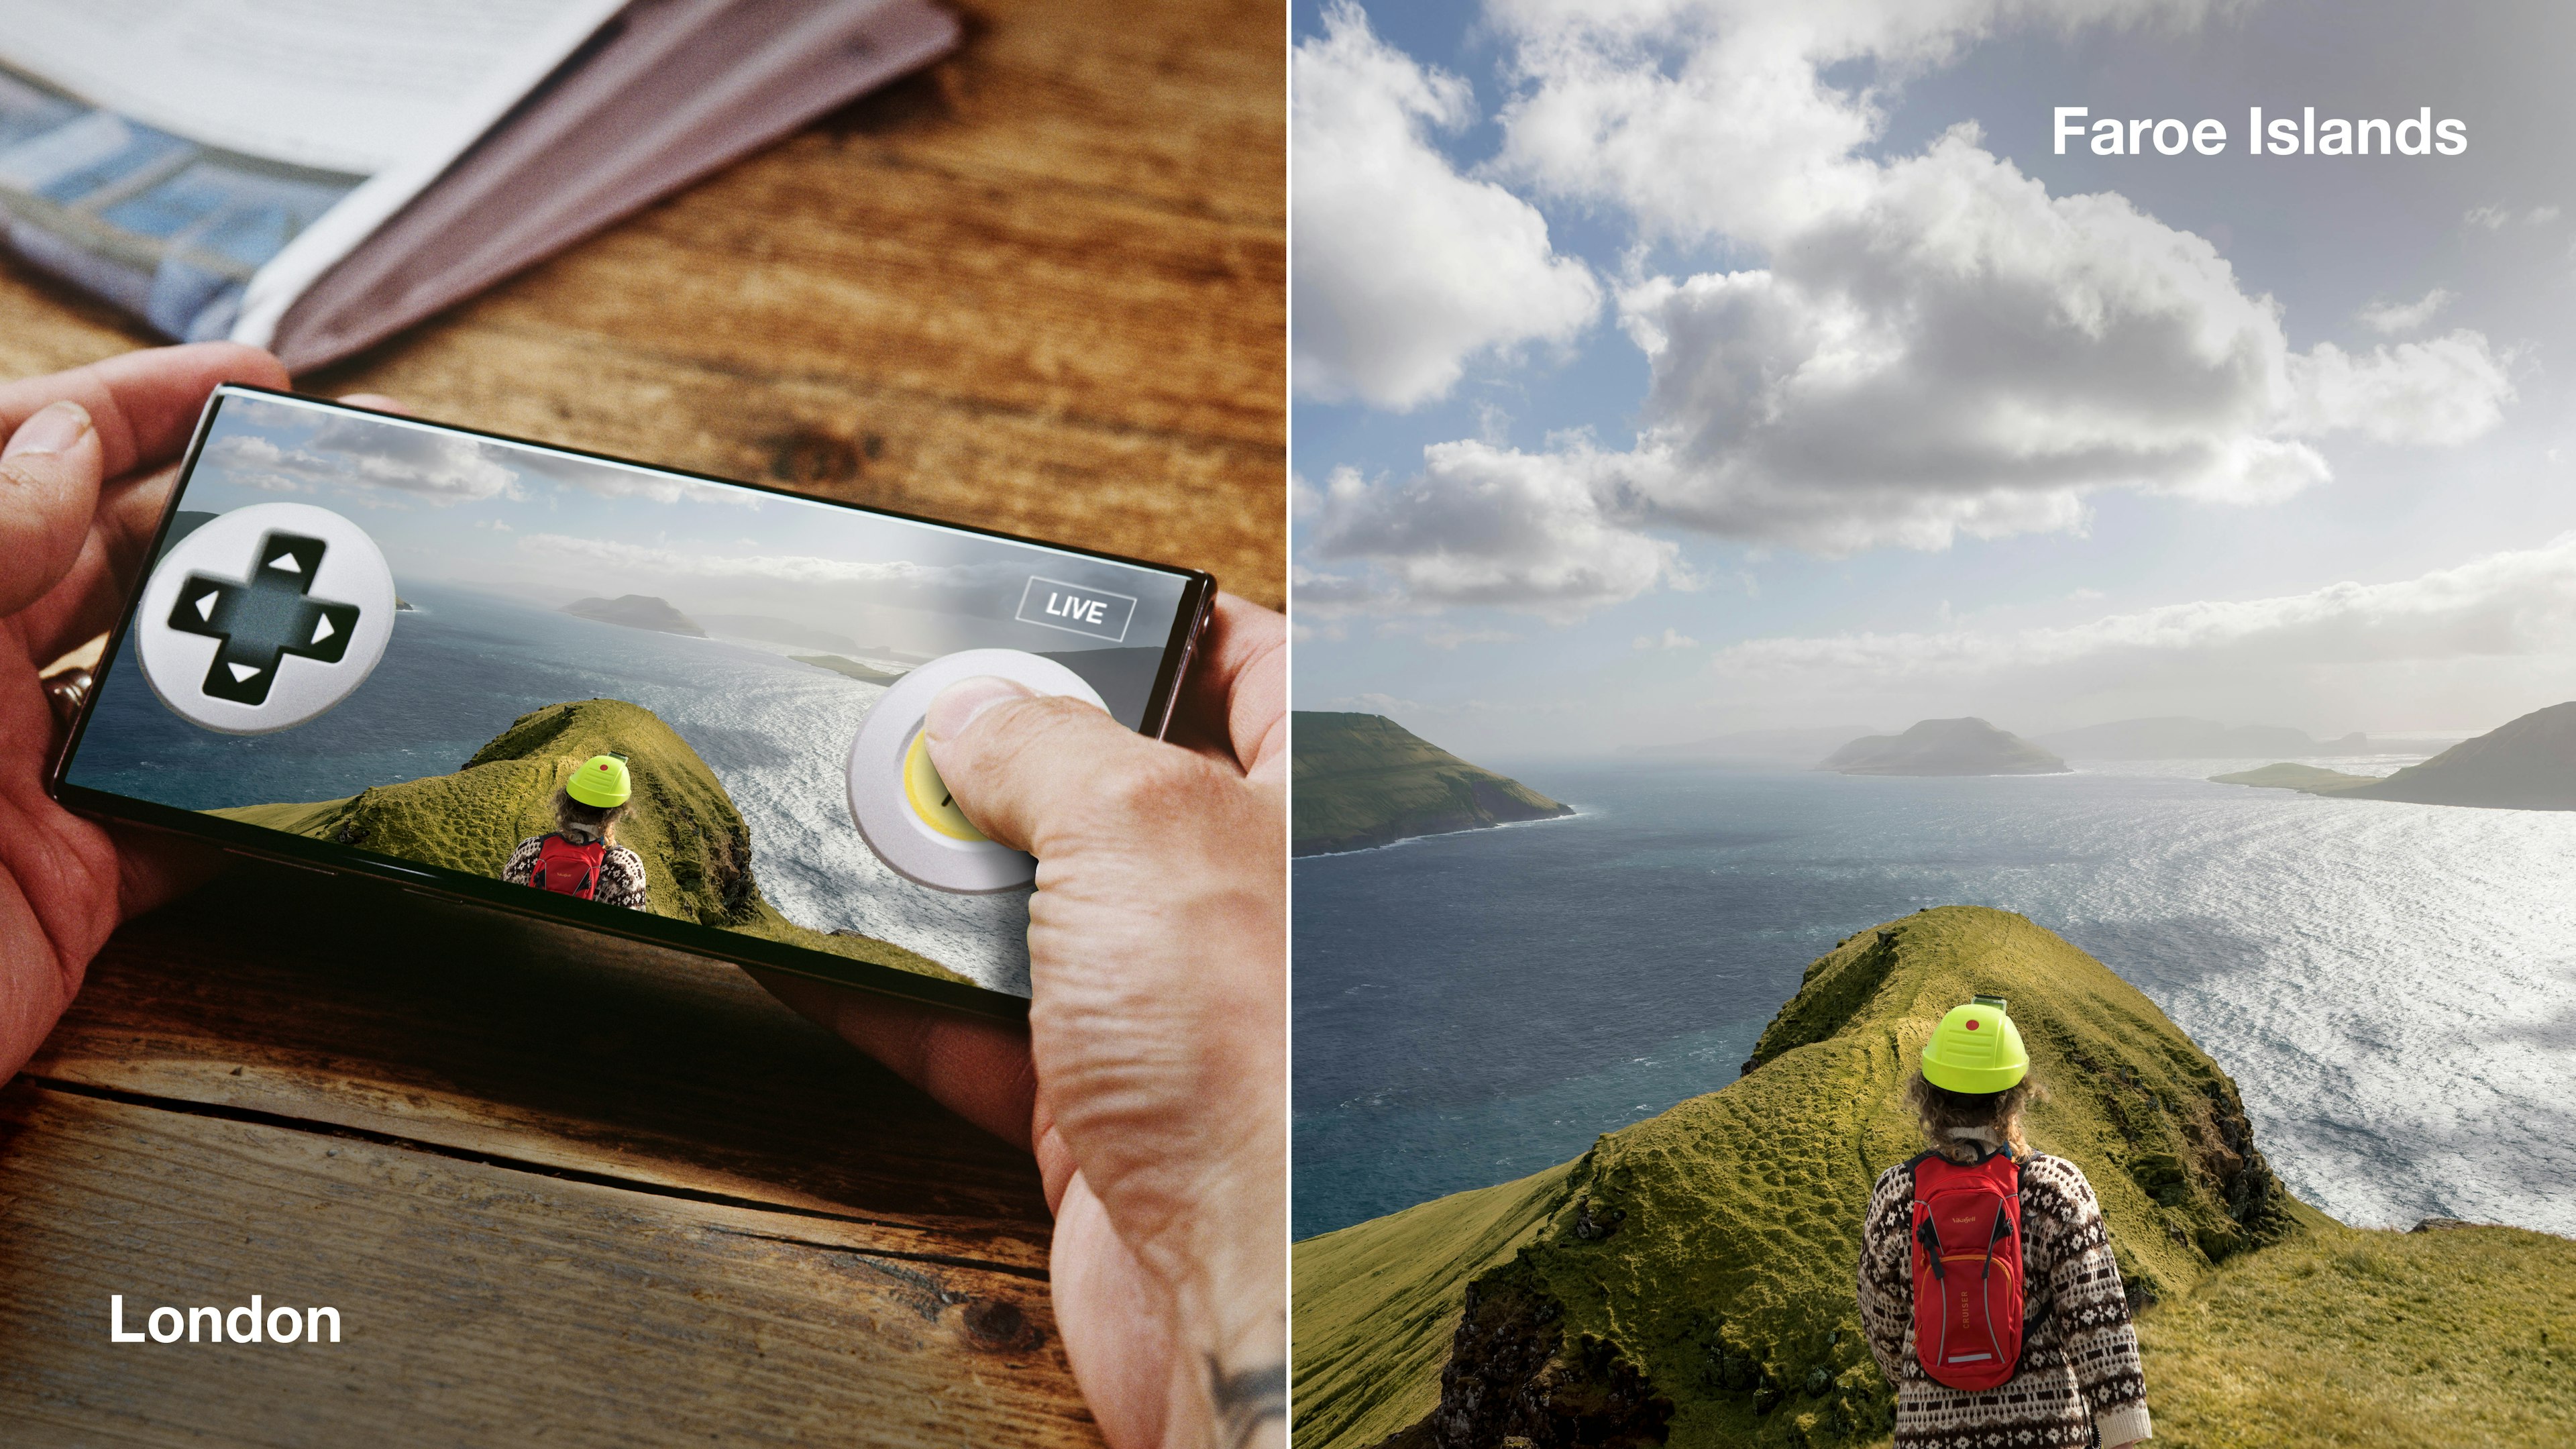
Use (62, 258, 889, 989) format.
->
(62, 390, 1195, 997)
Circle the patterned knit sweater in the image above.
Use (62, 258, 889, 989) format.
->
(502, 833, 649, 910)
(1857, 1145, 2153, 1448)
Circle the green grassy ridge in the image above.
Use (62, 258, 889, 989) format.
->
(2207, 763, 2380, 794)
(1295, 906, 2306, 1448)
(1293, 711, 1571, 856)
(2140, 1221, 2576, 1447)
(212, 698, 965, 984)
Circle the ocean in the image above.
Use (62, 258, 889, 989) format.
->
(1291, 759, 2576, 1241)
(69, 582, 1036, 992)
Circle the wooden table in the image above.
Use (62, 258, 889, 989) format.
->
(0, 0, 1281, 1440)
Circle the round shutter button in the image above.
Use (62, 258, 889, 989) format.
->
(846, 648, 1108, 892)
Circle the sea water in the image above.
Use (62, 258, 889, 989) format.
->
(1293, 759, 2576, 1240)
(71, 582, 1034, 991)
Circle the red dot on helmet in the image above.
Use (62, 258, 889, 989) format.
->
(1965, 1020, 1980, 1030)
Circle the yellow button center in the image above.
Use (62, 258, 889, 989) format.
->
(903, 730, 987, 842)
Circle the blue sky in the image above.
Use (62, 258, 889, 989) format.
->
(187, 394, 1188, 658)
(1292, 0, 2576, 757)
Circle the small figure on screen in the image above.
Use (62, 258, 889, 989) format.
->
(502, 753, 649, 910)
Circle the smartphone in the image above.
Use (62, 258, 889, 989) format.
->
(48, 384, 1214, 1020)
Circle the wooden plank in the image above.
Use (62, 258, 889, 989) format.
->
(27, 866, 1055, 1273)
(0, 0, 1284, 606)
(0, 1079, 1089, 1446)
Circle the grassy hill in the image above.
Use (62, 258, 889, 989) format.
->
(2332, 700, 2576, 809)
(1292, 906, 2575, 1448)
(2207, 763, 2380, 793)
(212, 698, 965, 983)
(1293, 712, 1572, 857)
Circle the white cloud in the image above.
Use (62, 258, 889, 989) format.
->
(1710, 533, 2576, 686)
(2460, 204, 2550, 231)
(2357, 287, 2454, 335)
(1634, 627, 1699, 649)
(517, 534, 934, 586)
(1292, 2, 1601, 409)
(203, 424, 519, 506)
(1298, 0, 2514, 598)
(1301, 445, 1686, 619)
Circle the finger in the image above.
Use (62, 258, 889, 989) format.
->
(109, 821, 226, 923)
(16, 460, 179, 666)
(923, 682, 1220, 858)
(1165, 592, 1285, 782)
(336, 393, 406, 414)
(1051, 1173, 1174, 1449)
(0, 402, 103, 620)
(748, 967, 1036, 1150)
(0, 342, 285, 483)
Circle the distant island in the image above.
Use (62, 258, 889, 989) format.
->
(794, 653, 908, 685)
(2212, 700, 2576, 809)
(1819, 717, 2069, 776)
(1293, 712, 1572, 856)
(2039, 716, 2457, 759)
(2208, 762, 2381, 792)
(562, 594, 706, 637)
(1293, 907, 2576, 1449)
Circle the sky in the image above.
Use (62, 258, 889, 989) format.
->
(1290, 0, 2576, 758)
(188, 394, 1190, 659)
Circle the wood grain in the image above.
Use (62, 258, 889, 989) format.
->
(0, 1079, 1086, 1446)
(0, 0, 1279, 1439)
(27, 867, 1056, 1273)
(0, 0, 1285, 606)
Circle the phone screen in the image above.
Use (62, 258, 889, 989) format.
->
(54, 386, 1211, 1012)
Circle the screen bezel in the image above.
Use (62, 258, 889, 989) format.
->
(48, 383, 1219, 1022)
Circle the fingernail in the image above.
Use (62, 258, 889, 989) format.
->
(5, 400, 89, 458)
(926, 676, 1033, 741)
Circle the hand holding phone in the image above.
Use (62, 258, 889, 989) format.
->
(760, 590, 1286, 1449)
(1, 343, 292, 1083)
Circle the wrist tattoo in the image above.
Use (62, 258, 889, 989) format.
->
(1208, 1355, 1287, 1448)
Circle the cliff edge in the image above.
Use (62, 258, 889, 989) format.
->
(1293, 712, 1572, 857)
(1293, 906, 2575, 1448)
(211, 698, 965, 983)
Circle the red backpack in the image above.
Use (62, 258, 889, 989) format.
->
(1907, 1144, 2026, 1390)
(531, 835, 607, 900)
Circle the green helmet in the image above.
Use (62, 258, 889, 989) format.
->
(567, 753, 632, 808)
(1921, 995, 2029, 1094)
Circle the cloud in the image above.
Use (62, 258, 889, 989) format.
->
(2357, 287, 2454, 335)
(516, 534, 936, 587)
(512, 449, 758, 508)
(1292, 1, 1601, 409)
(205, 401, 755, 509)
(1709, 533, 2576, 686)
(1634, 627, 1699, 649)
(2463, 204, 2555, 231)
(1298, 0, 2516, 598)
(203, 423, 519, 506)
(1301, 445, 1686, 619)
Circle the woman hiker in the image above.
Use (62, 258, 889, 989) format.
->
(1857, 996, 2153, 1448)
(502, 753, 650, 910)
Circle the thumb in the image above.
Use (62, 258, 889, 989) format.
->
(0, 400, 103, 620)
(923, 677, 1212, 858)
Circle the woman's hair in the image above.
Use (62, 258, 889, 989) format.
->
(553, 789, 627, 844)
(1904, 1067, 2044, 1162)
